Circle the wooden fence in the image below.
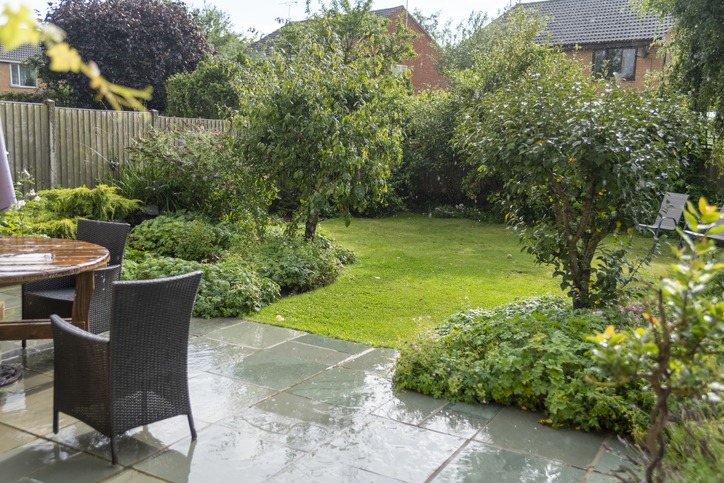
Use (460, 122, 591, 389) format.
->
(0, 100, 227, 190)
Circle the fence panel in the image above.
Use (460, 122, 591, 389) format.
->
(0, 102, 49, 188)
(54, 107, 151, 188)
(0, 101, 225, 190)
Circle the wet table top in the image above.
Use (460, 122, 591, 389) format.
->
(0, 236, 109, 287)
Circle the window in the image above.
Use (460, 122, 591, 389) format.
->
(10, 63, 38, 88)
(592, 48, 636, 81)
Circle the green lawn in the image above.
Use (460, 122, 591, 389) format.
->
(249, 214, 677, 348)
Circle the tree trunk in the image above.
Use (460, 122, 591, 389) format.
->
(304, 214, 319, 241)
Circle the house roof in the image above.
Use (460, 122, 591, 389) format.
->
(520, 0, 672, 47)
(0, 44, 42, 63)
(252, 5, 430, 51)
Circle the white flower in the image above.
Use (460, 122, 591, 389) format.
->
(33, 196, 41, 202)
(16, 200, 26, 208)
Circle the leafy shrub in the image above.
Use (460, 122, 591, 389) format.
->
(0, 183, 140, 237)
(129, 214, 241, 262)
(393, 296, 652, 435)
(430, 204, 505, 223)
(118, 127, 273, 230)
(122, 252, 280, 317)
(39, 184, 141, 221)
(253, 230, 355, 293)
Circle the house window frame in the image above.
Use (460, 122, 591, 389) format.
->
(592, 47, 637, 81)
(9, 62, 38, 89)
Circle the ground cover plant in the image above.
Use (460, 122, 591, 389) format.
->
(392, 295, 653, 435)
(249, 214, 676, 348)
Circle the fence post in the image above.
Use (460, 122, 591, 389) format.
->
(45, 99, 57, 188)
(150, 109, 159, 130)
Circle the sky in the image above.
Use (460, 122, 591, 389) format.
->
(10, 0, 519, 40)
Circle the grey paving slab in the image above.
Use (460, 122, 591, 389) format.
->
(210, 348, 329, 390)
(47, 417, 208, 466)
(102, 469, 168, 482)
(593, 436, 640, 480)
(134, 424, 305, 482)
(271, 340, 354, 366)
(372, 389, 448, 425)
(187, 336, 257, 376)
(188, 317, 243, 338)
(253, 391, 358, 428)
(269, 455, 406, 482)
(0, 423, 38, 453)
(423, 402, 503, 439)
(291, 367, 395, 412)
(187, 372, 275, 423)
(434, 441, 587, 482)
(294, 333, 370, 355)
(342, 347, 398, 377)
(204, 321, 305, 349)
(221, 406, 338, 451)
(0, 439, 79, 482)
(475, 407, 607, 468)
(20, 451, 122, 483)
(310, 414, 465, 482)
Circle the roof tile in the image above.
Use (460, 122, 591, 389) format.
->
(520, 0, 672, 47)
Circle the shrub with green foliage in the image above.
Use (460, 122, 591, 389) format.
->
(128, 214, 242, 262)
(118, 127, 273, 230)
(430, 204, 504, 223)
(165, 56, 241, 119)
(0, 183, 140, 237)
(393, 296, 652, 435)
(38, 184, 140, 221)
(252, 230, 355, 293)
(122, 252, 280, 318)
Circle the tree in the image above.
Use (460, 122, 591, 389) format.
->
(40, 0, 209, 111)
(590, 199, 724, 482)
(633, 0, 724, 170)
(193, 4, 248, 60)
(236, 1, 413, 240)
(454, 53, 705, 309)
(0, 3, 150, 110)
(165, 56, 241, 119)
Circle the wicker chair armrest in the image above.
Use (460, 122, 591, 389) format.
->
(51, 314, 109, 344)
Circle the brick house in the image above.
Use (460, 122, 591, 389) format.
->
(520, 0, 672, 89)
(253, 5, 445, 91)
(372, 6, 444, 90)
(0, 44, 41, 93)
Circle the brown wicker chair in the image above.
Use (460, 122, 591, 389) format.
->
(22, 219, 130, 337)
(50, 271, 203, 465)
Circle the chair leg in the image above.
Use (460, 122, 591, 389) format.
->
(21, 339, 26, 349)
(111, 436, 119, 465)
(188, 413, 197, 440)
(53, 410, 58, 434)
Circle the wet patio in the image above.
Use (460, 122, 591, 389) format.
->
(1, 284, 628, 482)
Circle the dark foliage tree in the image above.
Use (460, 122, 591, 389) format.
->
(40, 0, 209, 111)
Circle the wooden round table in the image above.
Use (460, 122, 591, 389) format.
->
(0, 236, 109, 386)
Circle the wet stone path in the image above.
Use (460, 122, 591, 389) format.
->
(1, 285, 629, 482)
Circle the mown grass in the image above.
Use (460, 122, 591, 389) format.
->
(249, 214, 677, 348)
